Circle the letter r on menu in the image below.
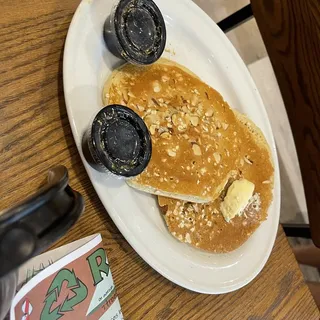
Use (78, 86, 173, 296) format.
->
(87, 248, 110, 286)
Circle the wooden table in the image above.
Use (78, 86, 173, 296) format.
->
(0, 1, 319, 319)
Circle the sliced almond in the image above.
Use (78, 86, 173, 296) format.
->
(122, 90, 129, 104)
(200, 168, 207, 175)
(167, 149, 177, 157)
(192, 144, 202, 156)
(128, 92, 135, 98)
(172, 114, 179, 126)
(190, 116, 199, 127)
(202, 125, 209, 132)
(184, 113, 191, 125)
(153, 81, 161, 93)
(149, 125, 157, 135)
(158, 127, 168, 135)
(213, 152, 221, 164)
(144, 114, 159, 126)
(222, 122, 229, 130)
(182, 106, 189, 113)
(150, 98, 160, 107)
(160, 132, 171, 140)
(205, 109, 214, 117)
(157, 111, 167, 121)
(137, 105, 145, 112)
(165, 115, 172, 123)
(161, 75, 169, 82)
(178, 125, 187, 132)
(244, 155, 253, 165)
(191, 95, 199, 106)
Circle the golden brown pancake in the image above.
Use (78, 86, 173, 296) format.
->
(103, 59, 272, 203)
(158, 113, 274, 253)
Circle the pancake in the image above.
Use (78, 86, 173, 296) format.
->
(158, 112, 274, 253)
(103, 59, 269, 203)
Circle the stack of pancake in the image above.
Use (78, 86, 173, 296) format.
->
(103, 59, 274, 253)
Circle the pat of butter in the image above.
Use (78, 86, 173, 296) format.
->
(220, 179, 255, 222)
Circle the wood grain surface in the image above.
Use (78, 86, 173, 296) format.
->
(251, 0, 320, 247)
(0, 0, 319, 319)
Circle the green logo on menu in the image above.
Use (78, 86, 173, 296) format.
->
(40, 248, 111, 320)
(40, 269, 88, 320)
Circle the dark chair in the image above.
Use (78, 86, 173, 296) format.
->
(217, 3, 316, 243)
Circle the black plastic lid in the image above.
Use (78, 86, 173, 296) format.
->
(89, 105, 152, 177)
(113, 0, 166, 65)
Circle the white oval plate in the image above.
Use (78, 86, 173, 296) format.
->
(63, 0, 280, 294)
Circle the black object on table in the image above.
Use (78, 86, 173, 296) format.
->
(0, 165, 84, 278)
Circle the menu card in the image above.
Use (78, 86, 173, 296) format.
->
(10, 234, 123, 320)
